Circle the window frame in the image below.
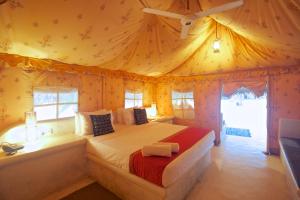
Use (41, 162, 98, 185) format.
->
(172, 91, 195, 119)
(124, 90, 143, 108)
(33, 87, 78, 121)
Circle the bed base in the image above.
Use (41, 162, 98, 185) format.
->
(87, 149, 212, 200)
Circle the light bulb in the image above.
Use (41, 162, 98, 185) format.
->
(213, 39, 221, 53)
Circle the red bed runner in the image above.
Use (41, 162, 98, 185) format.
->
(129, 126, 211, 186)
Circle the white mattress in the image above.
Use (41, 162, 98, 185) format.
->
(86, 122, 215, 187)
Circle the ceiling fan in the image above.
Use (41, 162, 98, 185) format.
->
(143, 0, 243, 39)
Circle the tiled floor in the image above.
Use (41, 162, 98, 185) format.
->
(187, 135, 292, 200)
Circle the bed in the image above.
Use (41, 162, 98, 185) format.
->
(86, 122, 215, 200)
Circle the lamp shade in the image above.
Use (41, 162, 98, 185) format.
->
(150, 103, 157, 117)
(25, 111, 39, 142)
(145, 103, 157, 118)
(213, 39, 220, 53)
(25, 111, 37, 127)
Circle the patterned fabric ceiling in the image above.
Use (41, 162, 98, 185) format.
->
(0, 0, 299, 76)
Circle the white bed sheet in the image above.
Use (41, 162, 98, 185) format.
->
(86, 122, 215, 187)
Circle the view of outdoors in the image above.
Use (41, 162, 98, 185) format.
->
(33, 89, 78, 121)
(172, 91, 195, 119)
(221, 89, 267, 151)
(124, 91, 143, 108)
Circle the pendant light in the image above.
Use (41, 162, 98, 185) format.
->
(213, 21, 221, 53)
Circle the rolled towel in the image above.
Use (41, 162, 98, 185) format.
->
(153, 142, 180, 153)
(142, 144, 172, 157)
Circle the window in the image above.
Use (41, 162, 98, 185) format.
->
(33, 87, 78, 121)
(125, 90, 143, 108)
(172, 91, 195, 119)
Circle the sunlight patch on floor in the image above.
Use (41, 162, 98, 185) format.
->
(187, 136, 291, 200)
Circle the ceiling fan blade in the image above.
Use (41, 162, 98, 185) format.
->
(180, 24, 191, 39)
(195, 0, 243, 18)
(143, 8, 185, 20)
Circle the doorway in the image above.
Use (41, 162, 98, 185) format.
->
(221, 87, 267, 151)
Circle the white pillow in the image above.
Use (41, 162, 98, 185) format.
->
(75, 109, 111, 136)
(111, 111, 118, 124)
(123, 108, 135, 125)
(75, 113, 81, 135)
(117, 108, 125, 124)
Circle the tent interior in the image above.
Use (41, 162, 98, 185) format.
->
(0, 0, 299, 200)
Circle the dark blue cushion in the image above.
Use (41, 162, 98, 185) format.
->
(90, 114, 114, 136)
(133, 108, 148, 125)
(281, 137, 300, 188)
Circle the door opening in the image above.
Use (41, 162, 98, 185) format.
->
(221, 87, 267, 151)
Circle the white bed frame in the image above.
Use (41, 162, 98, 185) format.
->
(87, 144, 213, 200)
